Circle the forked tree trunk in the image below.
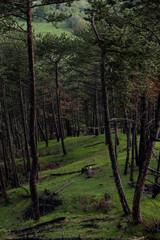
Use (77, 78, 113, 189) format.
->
(27, 0, 40, 220)
(132, 93, 160, 224)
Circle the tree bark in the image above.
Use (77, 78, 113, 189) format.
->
(55, 62, 66, 155)
(1, 72, 19, 188)
(27, 0, 40, 220)
(91, 10, 130, 215)
(19, 76, 31, 174)
(42, 87, 48, 147)
(51, 100, 59, 141)
(132, 93, 160, 224)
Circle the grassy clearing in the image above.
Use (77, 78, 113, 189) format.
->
(17, 20, 73, 36)
(0, 134, 160, 239)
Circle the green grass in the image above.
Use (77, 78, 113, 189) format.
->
(0, 134, 160, 239)
(17, 20, 73, 36)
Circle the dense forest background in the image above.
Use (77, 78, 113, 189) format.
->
(0, 0, 160, 239)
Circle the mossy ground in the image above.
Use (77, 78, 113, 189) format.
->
(0, 133, 160, 239)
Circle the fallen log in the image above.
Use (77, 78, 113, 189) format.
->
(51, 165, 96, 177)
(53, 181, 74, 195)
(128, 234, 149, 240)
(6, 238, 122, 240)
(11, 217, 66, 234)
(51, 171, 81, 176)
(85, 142, 104, 148)
(17, 226, 62, 238)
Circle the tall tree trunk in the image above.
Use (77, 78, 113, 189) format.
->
(51, 100, 59, 141)
(139, 94, 148, 172)
(124, 113, 131, 175)
(19, 76, 31, 174)
(1, 73, 19, 188)
(94, 78, 99, 136)
(27, 0, 40, 220)
(0, 159, 9, 204)
(91, 10, 130, 215)
(132, 93, 160, 224)
(42, 87, 48, 147)
(130, 123, 135, 182)
(101, 51, 131, 216)
(55, 62, 66, 155)
(0, 103, 9, 184)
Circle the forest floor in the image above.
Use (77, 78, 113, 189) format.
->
(0, 133, 160, 240)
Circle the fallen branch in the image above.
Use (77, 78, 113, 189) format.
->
(20, 186, 31, 197)
(128, 234, 149, 240)
(85, 142, 104, 148)
(6, 238, 82, 240)
(51, 171, 81, 176)
(6, 238, 122, 240)
(17, 226, 62, 238)
(51, 165, 96, 176)
(53, 181, 74, 195)
(152, 150, 159, 161)
(148, 167, 160, 175)
(146, 178, 160, 187)
(11, 217, 66, 234)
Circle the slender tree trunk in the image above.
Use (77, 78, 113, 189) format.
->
(100, 51, 131, 216)
(19, 76, 31, 174)
(130, 123, 135, 182)
(0, 159, 9, 204)
(42, 87, 48, 147)
(94, 78, 99, 136)
(132, 93, 160, 224)
(84, 100, 89, 133)
(55, 62, 66, 155)
(51, 100, 59, 141)
(155, 151, 160, 184)
(124, 119, 131, 175)
(139, 94, 148, 172)
(0, 103, 9, 182)
(91, 10, 130, 215)
(1, 74, 19, 188)
(27, 0, 40, 220)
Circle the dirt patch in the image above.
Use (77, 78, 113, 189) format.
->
(24, 195, 62, 220)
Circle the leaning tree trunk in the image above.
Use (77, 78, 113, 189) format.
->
(132, 93, 160, 224)
(27, 0, 40, 220)
(91, 10, 130, 215)
(55, 62, 66, 155)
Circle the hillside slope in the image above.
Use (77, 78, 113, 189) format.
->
(0, 134, 160, 240)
